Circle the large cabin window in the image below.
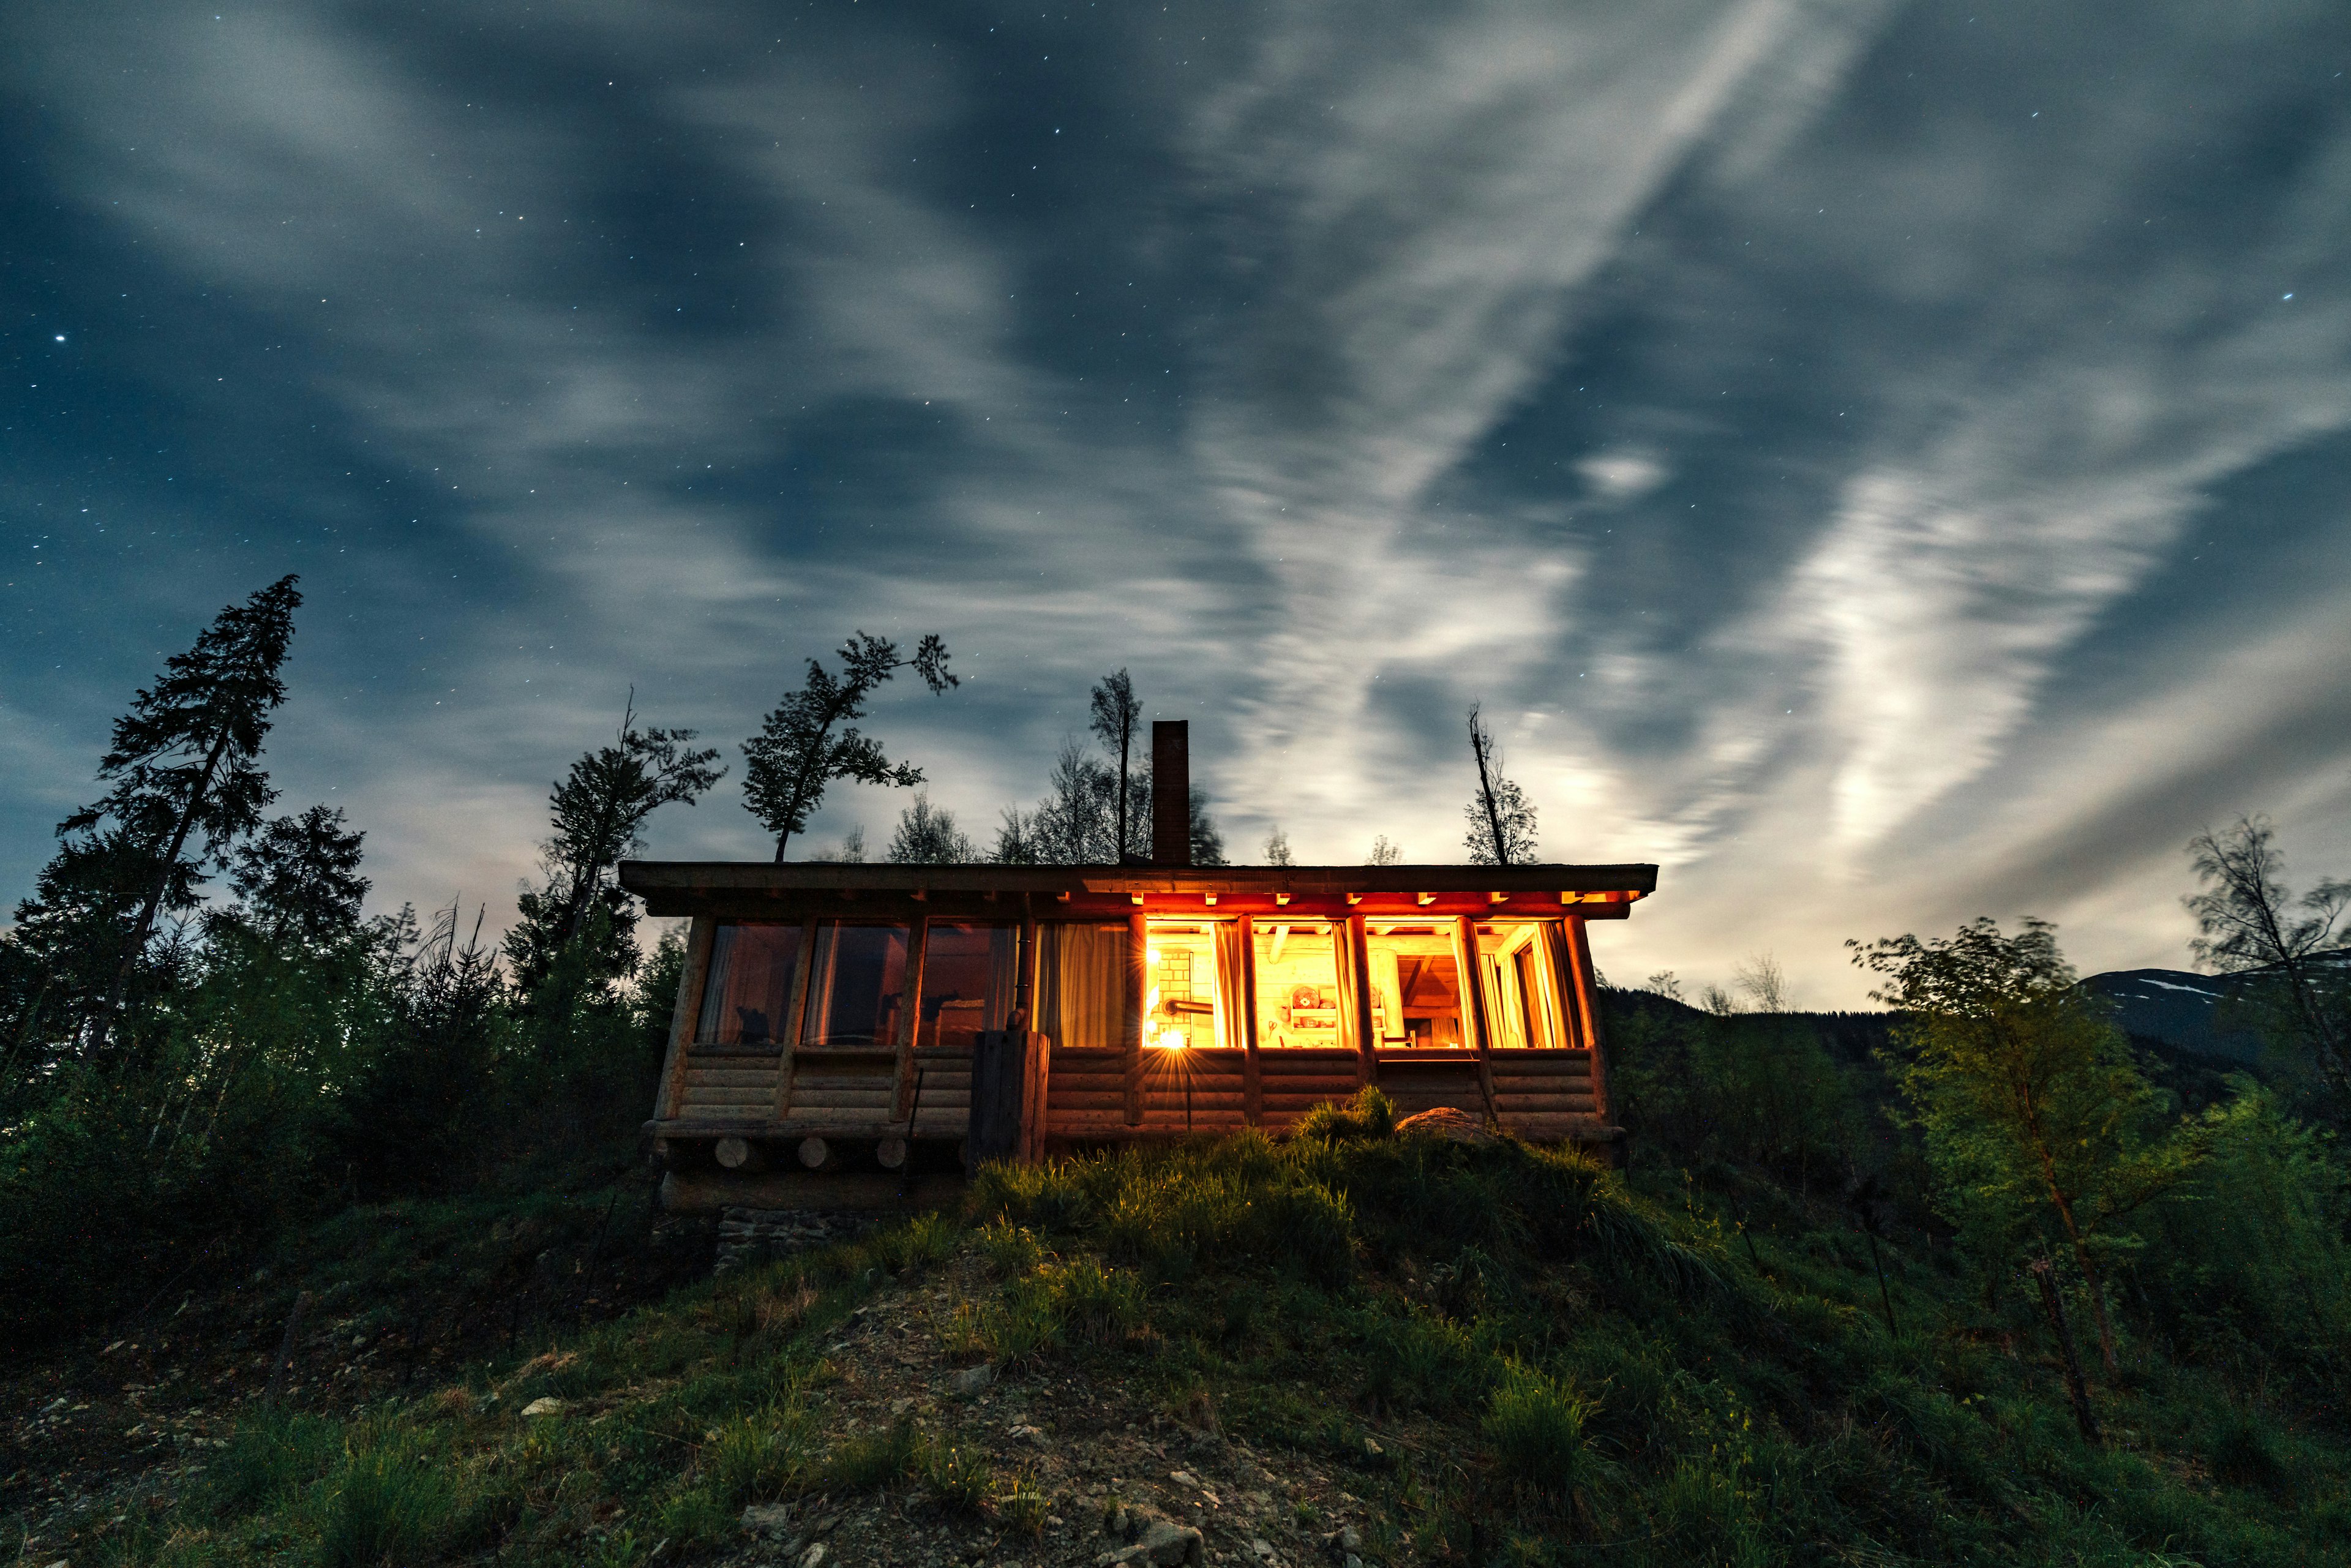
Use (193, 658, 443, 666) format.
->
(919, 923, 1018, 1051)
(801, 921, 910, 1049)
(695, 921, 805, 1048)
(1477, 923, 1565, 1049)
(1252, 921, 1343, 1049)
(1144, 921, 1236, 1051)
(1037, 923, 1128, 1051)
(1365, 924, 1468, 1049)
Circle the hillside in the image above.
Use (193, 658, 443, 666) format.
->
(4, 1087, 2345, 1568)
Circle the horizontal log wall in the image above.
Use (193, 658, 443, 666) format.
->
(673, 1054, 784, 1123)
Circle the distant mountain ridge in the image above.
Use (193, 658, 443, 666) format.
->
(2082, 949, 2349, 1064)
(2082, 969, 2263, 1062)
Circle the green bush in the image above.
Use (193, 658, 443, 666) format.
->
(313, 1436, 460, 1568)
(208, 1409, 345, 1518)
(702, 1404, 814, 1506)
(1294, 1085, 1397, 1142)
(1483, 1364, 1596, 1498)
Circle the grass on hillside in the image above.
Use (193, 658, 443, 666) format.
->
(34, 1090, 2349, 1568)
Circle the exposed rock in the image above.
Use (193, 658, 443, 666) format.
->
(1096, 1516, 1205, 1567)
(1392, 1107, 1497, 1144)
(713, 1208, 875, 1275)
(740, 1502, 793, 1535)
(797, 1544, 828, 1568)
(518, 1397, 565, 1418)
(949, 1362, 997, 1396)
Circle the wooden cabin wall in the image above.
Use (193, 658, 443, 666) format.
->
(651, 909, 1619, 1157)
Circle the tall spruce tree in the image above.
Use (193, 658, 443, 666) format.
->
(12, 574, 302, 1049)
(742, 632, 956, 860)
(223, 805, 369, 948)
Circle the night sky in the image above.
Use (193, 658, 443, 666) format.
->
(6, 1, 2349, 1005)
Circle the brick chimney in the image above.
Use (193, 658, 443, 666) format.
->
(1151, 720, 1190, 867)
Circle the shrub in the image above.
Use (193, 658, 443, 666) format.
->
(1482, 1365, 1596, 1499)
(1295, 1085, 1397, 1142)
(869, 1211, 961, 1275)
(208, 1409, 344, 1518)
(2203, 1404, 2289, 1491)
(313, 1438, 460, 1568)
(703, 1405, 814, 1506)
(817, 1419, 921, 1491)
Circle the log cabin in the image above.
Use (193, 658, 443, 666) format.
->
(619, 722, 1656, 1210)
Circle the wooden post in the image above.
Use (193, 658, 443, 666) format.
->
(1345, 916, 1378, 1087)
(1126, 908, 1149, 1124)
(893, 917, 929, 1119)
(1453, 917, 1499, 1121)
(1016, 898, 1040, 1033)
(773, 920, 819, 1126)
(1019, 1030, 1052, 1164)
(1564, 916, 1611, 1121)
(969, 1028, 1030, 1173)
(1239, 917, 1263, 1125)
(654, 915, 716, 1123)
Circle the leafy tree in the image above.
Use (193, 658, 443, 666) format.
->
(2184, 816, 2349, 1105)
(990, 806, 1041, 865)
(1187, 784, 1226, 866)
(1022, 740, 1125, 863)
(741, 632, 956, 861)
(1734, 952, 1788, 1013)
(1089, 669, 1143, 862)
(1852, 917, 2204, 1372)
(2138, 1081, 2351, 1360)
(220, 805, 369, 949)
(1263, 826, 1295, 866)
(12, 575, 302, 1048)
(808, 825, 869, 863)
(887, 793, 977, 863)
(506, 699, 722, 995)
(1367, 835, 1401, 866)
(1463, 703, 1538, 866)
(542, 697, 724, 942)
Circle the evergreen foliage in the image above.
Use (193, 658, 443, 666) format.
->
(12, 575, 302, 1053)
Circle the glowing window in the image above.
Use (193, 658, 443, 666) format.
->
(918, 923, 1018, 1051)
(801, 922, 910, 1048)
(695, 921, 804, 1048)
(1251, 920, 1343, 1049)
(1365, 924, 1468, 1049)
(1145, 921, 1235, 1050)
(1475, 923, 1565, 1049)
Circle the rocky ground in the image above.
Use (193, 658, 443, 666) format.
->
(699, 1252, 1408, 1568)
(3, 1208, 1417, 1567)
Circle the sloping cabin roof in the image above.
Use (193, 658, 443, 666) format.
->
(618, 860, 1657, 920)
